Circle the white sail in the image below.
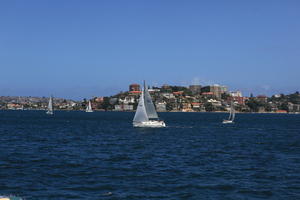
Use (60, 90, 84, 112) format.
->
(222, 102, 235, 124)
(133, 91, 149, 122)
(143, 82, 158, 119)
(228, 104, 232, 120)
(228, 102, 235, 121)
(231, 106, 235, 121)
(86, 100, 93, 112)
(46, 96, 53, 115)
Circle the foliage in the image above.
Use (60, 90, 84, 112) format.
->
(204, 102, 214, 112)
(246, 98, 265, 112)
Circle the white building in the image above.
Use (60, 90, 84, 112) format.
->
(230, 91, 243, 97)
(156, 102, 167, 112)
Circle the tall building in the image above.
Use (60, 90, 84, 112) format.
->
(129, 84, 140, 92)
(189, 85, 202, 95)
(201, 84, 228, 98)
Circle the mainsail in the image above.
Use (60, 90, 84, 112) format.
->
(133, 91, 149, 122)
(47, 96, 53, 114)
(228, 102, 235, 121)
(86, 100, 93, 112)
(143, 82, 158, 119)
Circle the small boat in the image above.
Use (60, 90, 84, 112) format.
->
(133, 81, 166, 128)
(222, 102, 235, 124)
(86, 100, 93, 112)
(46, 96, 54, 115)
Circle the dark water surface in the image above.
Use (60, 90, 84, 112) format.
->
(0, 111, 299, 199)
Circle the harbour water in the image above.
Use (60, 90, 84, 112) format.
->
(0, 111, 299, 199)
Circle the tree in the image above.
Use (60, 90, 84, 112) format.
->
(279, 102, 288, 111)
(101, 97, 111, 111)
(246, 99, 264, 112)
(204, 102, 214, 112)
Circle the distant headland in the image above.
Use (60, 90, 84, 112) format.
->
(1, 83, 299, 114)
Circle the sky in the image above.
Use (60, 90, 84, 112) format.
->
(0, 0, 299, 99)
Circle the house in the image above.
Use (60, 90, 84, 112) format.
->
(119, 96, 135, 104)
(114, 104, 134, 111)
(156, 102, 167, 112)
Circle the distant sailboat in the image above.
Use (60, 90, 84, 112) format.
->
(86, 100, 93, 112)
(222, 102, 235, 124)
(46, 96, 54, 115)
(133, 81, 166, 128)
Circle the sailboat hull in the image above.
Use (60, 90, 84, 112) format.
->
(133, 120, 166, 128)
(46, 111, 53, 115)
(222, 120, 234, 124)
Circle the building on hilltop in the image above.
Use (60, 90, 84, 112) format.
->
(129, 84, 140, 92)
(201, 84, 228, 99)
(230, 91, 242, 97)
(256, 95, 268, 103)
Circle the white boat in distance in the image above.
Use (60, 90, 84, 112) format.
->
(46, 96, 54, 115)
(133, 81, 166, 128)
(222, 102, 235, 124)
(86, 100, 93, 112)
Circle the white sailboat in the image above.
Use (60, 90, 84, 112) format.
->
(133, 81, 166, 128)
(46, 96, 54, 115)
(222, 102, 235, 124)
(86, 100, 93, 112)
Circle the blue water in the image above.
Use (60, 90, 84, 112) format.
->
(0, 111, 299, 199)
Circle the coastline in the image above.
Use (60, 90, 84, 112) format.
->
(0, 109, 298, 114)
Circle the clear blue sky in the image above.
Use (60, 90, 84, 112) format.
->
(0, 0, 299, 99)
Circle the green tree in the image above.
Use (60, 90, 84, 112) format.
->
(204, 102, 214, 112)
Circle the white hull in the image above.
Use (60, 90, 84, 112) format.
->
(86, 110, 93, 113)
(133, 120, 166, 128)
(222, 120, 234, 124)
(46, 111, 53, 115)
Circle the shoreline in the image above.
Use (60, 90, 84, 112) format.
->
(0, 109, 298, 114)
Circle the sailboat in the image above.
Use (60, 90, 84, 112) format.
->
(133, 81, 166, 128)
(86, 100, 93, 112)
(222, 102, 235, 124)
(46, 96, 54, 115)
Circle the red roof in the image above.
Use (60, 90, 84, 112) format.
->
(276, 110, 287, 113)
(173, 91, 183, 95)
(202, 92, 214, 95)
(129, 91, 142, 94)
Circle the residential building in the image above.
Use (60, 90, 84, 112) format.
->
(189, 85, 202, 95)
(201, 84, 228, 98)
(114, 104, 134, 111)
(230, 91, 242, 97)
(156, 102, 167, 112)
(129, 84, 140, 92)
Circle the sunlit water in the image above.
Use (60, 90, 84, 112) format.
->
(0, 111, 299, 199)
